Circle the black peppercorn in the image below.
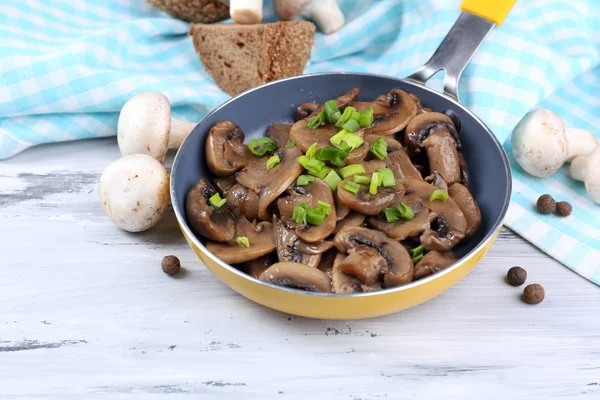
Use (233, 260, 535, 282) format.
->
(507, 266, 527, 286)
(536, 194, 556, 214)
(556, 201, 572, 217)
(161, 255, 181, 276)
(523, 284, 545, 304)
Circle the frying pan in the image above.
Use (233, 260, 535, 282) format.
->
(171, 0, 516, 319)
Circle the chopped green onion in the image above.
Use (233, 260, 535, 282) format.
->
(369, 172, 383, 195)
(384, 208, 401, 222)
(306, 142, 318, 159)
(324, 170, 342, 191)
(248, 137, 276, 156)
(296, 175, 315, 186)
(335, 106, 358, 128)
(209, 193, 227, 208)
(339, 164, 366, 179)
(318, 200, 332, 215)
(375, 168, 395, 187)
(324, 100, 341, 124)
(285, 138, 296, 148)
(292, 204, 308, 224)
(236, 236, 250, 248)
(410, 244, 425, 258)
(354, 175, 371, 185)
(370, 137, 388, 160)
(266, 155, 280, 170)
(430, 189, 449, 202)
(306, 207, 327, 225)
(297, 156, 331, 179)
(397, 202, 414, 220)
(342, 119, 360, 133)
(342, 181, 360, 194)
(358, 107, 374, 127)
(330, 129, 364, 151)
(412, 253, 424, 264)
(307, 110, 326, 129)
(315, 146, 350, 168)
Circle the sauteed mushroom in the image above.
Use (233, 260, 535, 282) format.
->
(334, 226, 413, 288)
(414, 250, 457, 280)
(236, 147, 304, 220)
(186, 87, 483, 295)
(259, 262, 332, 292)
(186, 178, 235, 242)
(206, 120, 255, 176)
(205, 215, 275, 264)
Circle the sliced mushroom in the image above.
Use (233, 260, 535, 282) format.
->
(274, 216, 333, 267)
(331, 253, 362, 294)
(361, 159, 387, 173)
(334, 190, 351, 221)
(206, 120, 256, 176)
(276, 178, 336, 243)
(206, 215, 275, 264)
(423, 127, 461, 184)
(405, 112, 461, 151)
(458, 152, 470, 187)
(364, 134, 403, 152)
(448, 183, 481, 238)
(213, 176, 236, 192)
(338, 245, 388, 285)
(334, 226, 413, 288)
(335, 211, 366, 234)
(425, 171, 448, 191)
(259, 262, 332, 293)
(236, 147, 303, 220)
(186, 178, 235, 242)
(267, 123, 293, 148)
(244, 254, 276, 279)
(289, 120, 369, 164)
(385, 148, 423, 180)
(302, 88, 361, 120)
(368, 191, 438, 240)
(414, 250, 457, 280)
(353, 89, 417, 136)
(337, 175, 404, 215)
(317, 249, 337, 277)
(399, 179, 467, 251)
(296, 102, 319, 121)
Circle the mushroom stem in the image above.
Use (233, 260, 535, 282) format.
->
(304, 0, 345, 34)
(566, 128, 598, 162)
(585, 147, 600, 204)
(228, 0, 263, 24)
(168, 118, 197, 149)
(568, 154, 591, 182)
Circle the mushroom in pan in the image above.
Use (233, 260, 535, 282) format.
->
(317, 249, 337, 277)
(296, 102, 320, 121)
(244, 254, 276, 279)
(274, 216, 334, 267)
(296, 88, 360, 121)
(214, 176, 259, 220)
(186, 178, 235, 242)
(331, 253, 362, 293)
(337, 174, 404, 216)
(277, 178, 337, 243)
(448, 183, 481, 238)
(206, 120, 256, 176)
(335, 211, 366, 234)
(117, 92, 198, 161)
(259, 262, 332, 292)
(425, 171, 448, 191)
(273, 0, 345, 35)
(399, 179, 468, 251)
(205, 215, 275, 264)
(267, 123, 293, 148)
(405, 112, 462, 184)
(334, 226, 413, 288)
(363, 135, 422, 180)
(414, 250, 457, 280)
(236, 147, 304, 220)
(354, 89, 418, 136)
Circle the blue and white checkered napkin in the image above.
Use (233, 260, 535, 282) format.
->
(1, 0, 600, 284)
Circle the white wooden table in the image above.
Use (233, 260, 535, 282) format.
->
(1, 138, 599, 400)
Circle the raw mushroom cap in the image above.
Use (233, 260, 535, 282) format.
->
(185, 178, 235, 242)
(205, 215, 275, 264)
(259, 262, 332, 293)
(206, 120, 256, 176)
(236, 147, 304, 220)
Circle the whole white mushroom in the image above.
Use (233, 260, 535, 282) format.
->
(568, 154, 591, 182)
(117, 92, 197, 162)
(566, 128, 598, 162)
(585, 147, 600, 204)
(511, 109, 568, 178)
(99, 154, 170, 232)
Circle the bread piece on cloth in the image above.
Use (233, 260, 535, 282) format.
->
(190, 21, 316, 96)
(148, 0, 229, 23)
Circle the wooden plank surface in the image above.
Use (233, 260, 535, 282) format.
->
(1, 138, 599, 399)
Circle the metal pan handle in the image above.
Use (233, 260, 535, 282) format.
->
(405, 0, 517, 102)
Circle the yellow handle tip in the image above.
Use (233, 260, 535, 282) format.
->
(461, 0, 517, 25)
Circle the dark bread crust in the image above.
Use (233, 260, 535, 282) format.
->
(148, 0, 229, 23)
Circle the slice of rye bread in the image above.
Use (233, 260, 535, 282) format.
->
(147, 0, 229, 23)
(189, 21, 316, 96)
